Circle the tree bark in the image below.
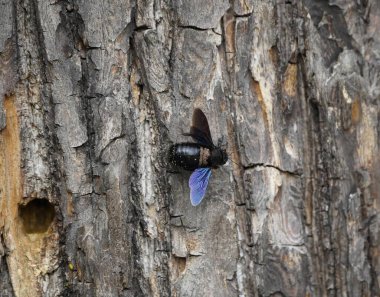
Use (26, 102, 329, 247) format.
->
(0, 0, 379, 296)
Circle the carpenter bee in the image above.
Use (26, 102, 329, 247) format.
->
(169, 108, 228, 206)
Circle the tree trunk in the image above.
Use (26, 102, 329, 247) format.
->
(0, 0, 379, 296)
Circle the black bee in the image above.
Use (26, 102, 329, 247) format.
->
(169, 108, 228, 206)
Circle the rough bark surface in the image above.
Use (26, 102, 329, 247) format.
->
(0, 0, 379, 297)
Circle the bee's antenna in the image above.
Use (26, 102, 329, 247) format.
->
(230, 159, 240, 166)
(228, 155, 240, 166)
(225, 146, 242, 166)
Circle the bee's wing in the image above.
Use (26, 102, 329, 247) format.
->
(183, 108, 214, 147)
(189, 168, 212, 206)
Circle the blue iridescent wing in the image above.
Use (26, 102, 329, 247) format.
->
(189, 168, 212, 206)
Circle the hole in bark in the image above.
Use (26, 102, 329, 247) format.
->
(173, 256, 187, 274)
(19, 199, 55, 234)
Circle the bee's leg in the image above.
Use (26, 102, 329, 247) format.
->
(217, 135, 227, 147)
(166, 163, 181, 174)
(182, 132, 193, 139)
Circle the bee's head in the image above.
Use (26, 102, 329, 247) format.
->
(213, 136, 229, 166)
(211, 147, 228, 166)
(221, 149, 228, 165)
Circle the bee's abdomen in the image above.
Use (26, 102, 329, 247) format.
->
(169, 143, 207, 171)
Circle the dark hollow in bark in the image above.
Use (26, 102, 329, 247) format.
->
(19, 199, 55, 234)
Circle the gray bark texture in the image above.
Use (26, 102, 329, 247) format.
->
(0, 0, 379, 296)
